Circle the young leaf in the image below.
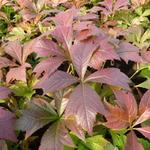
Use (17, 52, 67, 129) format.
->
(124, 131, 144, 150)
(35, 71, 78, 93)
(16, 98, 58, 139)
(0, 107, 17, 142)
(85, 68, 130, 90)
(65, 84, 105, 133)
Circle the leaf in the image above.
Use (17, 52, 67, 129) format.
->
(85, 135, 117, 150)
(85, 68, 130, 90)
(0, 107, 17, 142)
(136, 79, 150, 89)
(65, 84, 105, 133)
(114, 90, 138, 123)
(33, 57, 64, 78)
(53, 7, 77, 27)
(71, 40, 98, 79)
(32, 39, 63, 57)
(39, 121, 74, 150)
(103, 101, 129, 129)
(139, 90, 150, 114)
(124, 131, 144, 150)
(10, 82, 35, 99)
(51, 26, 73, 51)
(136, 127, 150, 140)
(0, 86, 11, 99)
(116, 42, 141, 63)
(142, 9, 150, 17)
(139, 138, 150, 150)
(35, 71, 78, 93)
(0, 57, 16, 69)
(6, 65, 27, 83)
(16, 98, 58, 139)
(4, 41, 22, 64)
(89, 40, 119, 70)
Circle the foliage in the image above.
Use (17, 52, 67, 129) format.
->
(0, 0, 150, 150)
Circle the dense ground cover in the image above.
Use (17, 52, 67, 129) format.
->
(0, 0, 150, 150)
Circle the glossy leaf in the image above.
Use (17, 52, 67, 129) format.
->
(71, 40, 98, 79)
(85, 68, 130, 90)
(65, 84, 105, 133)
(35, 71, 78, 93)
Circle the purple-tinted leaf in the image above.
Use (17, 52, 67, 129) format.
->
(134, 109, 150, 126)
(65, 84, 105, 133)
(124, 131, 144, 150)
(89, 40, 119, 69)
(85, 68, 130, 90)
(0, 86, 11, 99)
(114, 90, 138, 123)
(6, 65, 26, 83)
(35, 71, 78, 93)
(0, 57, 16, 69)
(0, 107, 17, 142)
(32, 39, 63, 57)
(4, 41, 22, 64)
(136, 127, 150, 140)
(53, 7, 77, 27)
(16, 98, 58, 139)
(39, 121, 74, 150)
(113, 0, 129, 11)
(71, 40, 98, 79)
(52, 26, 73, 51)
(116, 42, 141, 63)
(33, 57, 64, 78)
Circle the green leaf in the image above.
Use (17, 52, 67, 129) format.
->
(85, 135, 117, 150)
(136, 78, 150, 89)
(110, 130, 126, 150)
(139, 138, 150, 150)
(10, 82, 35, 99)
(142, 9, 150, 17)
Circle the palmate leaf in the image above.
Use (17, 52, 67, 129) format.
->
(0, 107, 17, 142)
(35, 70, 78, 93)
(124, 131, 144, 150)
(16, 98, 58, 139)
(65, 84, 105, 133)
